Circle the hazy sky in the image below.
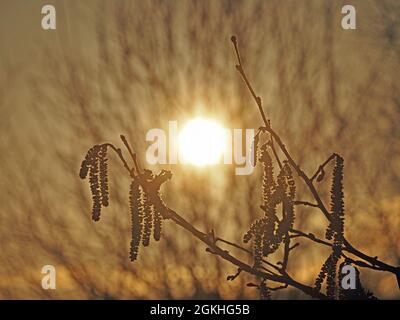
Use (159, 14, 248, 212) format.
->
(0, 1, 95, 66)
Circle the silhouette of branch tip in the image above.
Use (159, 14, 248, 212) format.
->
(227, 268, 242, 281)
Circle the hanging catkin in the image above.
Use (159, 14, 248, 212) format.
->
(98, 144, 109, 207)
(88, 145, 101, 221)
(244, 144, 276, 244)
(276, 161, 296, 238)
(326, 154, 345, 243)
(244, 144, 299, 266)
(260, 144, 276, 217)
(259, 279, 271, 300)
(79, 144, 111, 221)
(253, 222, 263, 269)
(141, 191, 153, 247)
(153, 209, 163, 241)
(315, 253, 333, 292)
(129, 180, 143, 261)
(79, 157, 90, 179)
(314, 154, 345, 298)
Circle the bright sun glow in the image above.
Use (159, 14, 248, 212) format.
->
(178, 118, 227, 166)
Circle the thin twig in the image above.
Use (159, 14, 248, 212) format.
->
(268, 284, 288, 291)
(120, 134, 141, 174)
(310, 153, 336, 182)
(290, 229, 399, 277)
(215, 237, 281, 274)
(231, 36, 269, 127)
(103, 143, 133, 177)
(270, 138, 283, 169)
(294, 200, 319, 208)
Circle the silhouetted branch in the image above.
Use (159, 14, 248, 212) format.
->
(83, 140, 327, 297)
(231, 36, 269, 127)
(294, 200, 319, 208)
(231, 35, 400, 292)
(120, 134, 141, 174)
(291, 229, 399, 276)
(215, 236, 281, 274)
(151, 194, 327, 299)
(310, 153, 336, 182)
(103, 143, 133, 177)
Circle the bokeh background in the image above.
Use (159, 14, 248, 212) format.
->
(0, 0, 399, 299)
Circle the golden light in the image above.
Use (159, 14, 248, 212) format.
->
(178, 118, 227, 166)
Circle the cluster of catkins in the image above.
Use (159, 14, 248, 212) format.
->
(315, 155, 376, 300)
(129, 172, 164, 262)
(314, 154, 345, 298)
(79, 144, 109, 221)
(80, 145, 166, 262)
(243, 143, 296, 269)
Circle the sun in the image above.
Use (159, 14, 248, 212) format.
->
(178, 118, 227, 166)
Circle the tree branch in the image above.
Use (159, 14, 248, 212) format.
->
(231, 35, 400, 290)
